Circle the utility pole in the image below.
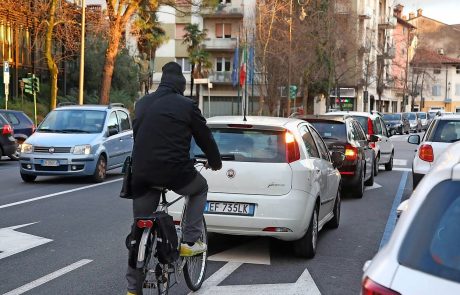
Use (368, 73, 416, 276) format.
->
(287, 0, 293, 116)
(78, 0, 86, 105)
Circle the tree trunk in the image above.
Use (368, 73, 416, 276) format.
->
(100, 22, 122, 105)
(45, 0, 58, 110)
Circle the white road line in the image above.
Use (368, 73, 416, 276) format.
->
(2, 259, 93, 295)
(393, 159, 408, 166)
(191, 262, 243, 295)
(392, 167, 412, 172)
(0, 178, 122, 210)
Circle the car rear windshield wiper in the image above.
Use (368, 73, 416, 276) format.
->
(61, 129, 91, 133)
(450, 138, 460, 143)
(194, 153, 236, 161)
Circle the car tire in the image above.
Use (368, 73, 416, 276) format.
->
(353, 167, 365, 199)
(9, 152, 20, 161)
(92, 155, 107, 183)
(374, 156, 379, 176)
(21, 173, 36, 183)
(385, 152, 394, 171)
(293, 205, 318, 259)
(326, 190, 340, 229)
(365, 161, 375, 186)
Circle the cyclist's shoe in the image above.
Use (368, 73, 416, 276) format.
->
(126, 292, 136, 295)
(180, 240, 207, 256)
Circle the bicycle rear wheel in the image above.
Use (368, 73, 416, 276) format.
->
(142, 232, 170, 295)
(183, 217, 208, 291)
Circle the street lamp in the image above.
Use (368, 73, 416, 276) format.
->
(78, 0, 86, 105)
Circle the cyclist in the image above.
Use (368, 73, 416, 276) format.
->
(126, 62, 222, 295)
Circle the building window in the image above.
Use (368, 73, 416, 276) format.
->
(433, 67, 441, 75)
(456, 84, 460, 96)
(175, 23, 187, 39)
(456, 65, 460, 74)
(216, 57, 231, 72)
(220, 0, 231, 3)
(432, 85, 442, 96)
(215, 23, 231, 38)
(176, 58, 192, 72)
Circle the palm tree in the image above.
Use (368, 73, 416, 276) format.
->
(183, 24, 208, 100)
(190, 49, 212, 103)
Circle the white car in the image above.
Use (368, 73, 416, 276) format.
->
(167, 116, 342, 258)
(326, 111, 395, 174)
(408, 114, 460, 189)
(362, 141, 460, 294)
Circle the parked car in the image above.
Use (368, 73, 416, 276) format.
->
(404, 112, 422, 132)
(167, 116, 343, 258)
(302, 115, 377, 198)
(0, 113, 18, 160)
(0, 110, 35, 160)
(19, 104, 133, 183)
(382, 113, 410, 135)
(417, 112, 429, 130)
(362, 141, 460, 295)
(408, 114, 460, 189)
(326, 111, 395, 175)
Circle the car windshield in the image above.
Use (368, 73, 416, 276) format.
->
(37, 110, 106, 134)
(399, 180, 460, 283)
(418, 113, 427, 119)
(310, 122, 347, 141)
(191, 128, 286, 163)
(428, 120, 460, 143)
(383, 114, 401, 121)
(352, 116, 368, 132)
(407, 113, 416, 120)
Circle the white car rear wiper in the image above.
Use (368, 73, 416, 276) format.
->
(194, 153, 235, 161)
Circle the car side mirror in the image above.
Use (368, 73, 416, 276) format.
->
(408, 134, 420, 145)
(331, 151, 345, 169)
(108, 126, 119, 137)
(368, 134, 379, 143)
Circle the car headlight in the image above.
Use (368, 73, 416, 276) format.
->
(72, 144, 92, 155)
(21, 143, 33, 154)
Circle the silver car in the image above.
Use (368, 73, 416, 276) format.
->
(19, 104, 133, 182)
(362, 141, 460, 294)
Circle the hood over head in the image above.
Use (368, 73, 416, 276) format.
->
(159, 62, 186, 95)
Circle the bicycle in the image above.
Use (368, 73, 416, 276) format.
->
(135, 160, 208, 295)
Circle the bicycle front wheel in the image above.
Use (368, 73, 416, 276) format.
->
(183, 217, 208, 291)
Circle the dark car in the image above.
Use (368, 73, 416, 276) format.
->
(382, 113, 410, 135)
(0, 110, 35, 160)
(0, 113, 18, 160)
(403, 112, 422, 133)
(302, 115, 377, 198)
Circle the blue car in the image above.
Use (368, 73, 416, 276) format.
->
(19, 104, 133, 183)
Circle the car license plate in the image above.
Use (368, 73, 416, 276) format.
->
(205, 201, 255, 216)
(42, 160, 59, 167)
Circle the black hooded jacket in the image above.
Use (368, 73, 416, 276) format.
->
(131, 62, 221, 196)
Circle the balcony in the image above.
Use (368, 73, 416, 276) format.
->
(379, 16, 397, 29)
(359, 7, 373, 19)
(209, 72, 233, 84)
(203, 38, 237, 52)
(202, 4, 244, 19)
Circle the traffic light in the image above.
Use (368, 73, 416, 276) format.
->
(22, 76, 33, 95)
(32, 76, 40, 93)
(289, 85, 298, 99)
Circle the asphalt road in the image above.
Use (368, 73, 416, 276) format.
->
(0, 134, 418, 295)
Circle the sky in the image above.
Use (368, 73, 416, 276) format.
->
(396, 0, 459, 24)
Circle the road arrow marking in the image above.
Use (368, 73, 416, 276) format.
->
(365, 182, 382, 191)
(3, 259, 93, 295)
(191, 262, 321, 295)
(209, 238, 270, 265)
(0, 222, 52, 260)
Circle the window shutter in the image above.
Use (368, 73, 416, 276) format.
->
(216, 24, 223, 38)
(224, 24, 232, 38)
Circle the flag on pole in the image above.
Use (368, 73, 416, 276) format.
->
(239, 46, 247, 87)
(232, 46, 239, 87)
(248, 46, 254, 85)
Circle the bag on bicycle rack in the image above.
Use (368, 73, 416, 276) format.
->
(120, 156, 133, 199)
(154, 211, 179, 264)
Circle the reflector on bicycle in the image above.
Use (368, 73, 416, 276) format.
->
(137, 219, 154, 228)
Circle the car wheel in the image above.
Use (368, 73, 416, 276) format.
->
(9, 152, 20, 161)
(353, 167, 365, 199)
(326, 190, 341, 229)
(21, 173, 36, 183)
(293, 205, 318, 258)
(365, 161, 375, 186)
(374, 156, 379, 176)
(92, 155, 107, 183)
(385, 152, 394, 171)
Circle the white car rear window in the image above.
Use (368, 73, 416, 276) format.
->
(427, 120, 460, 143)
(191, 128, 286, 163)
(399, 180, 460, 283)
